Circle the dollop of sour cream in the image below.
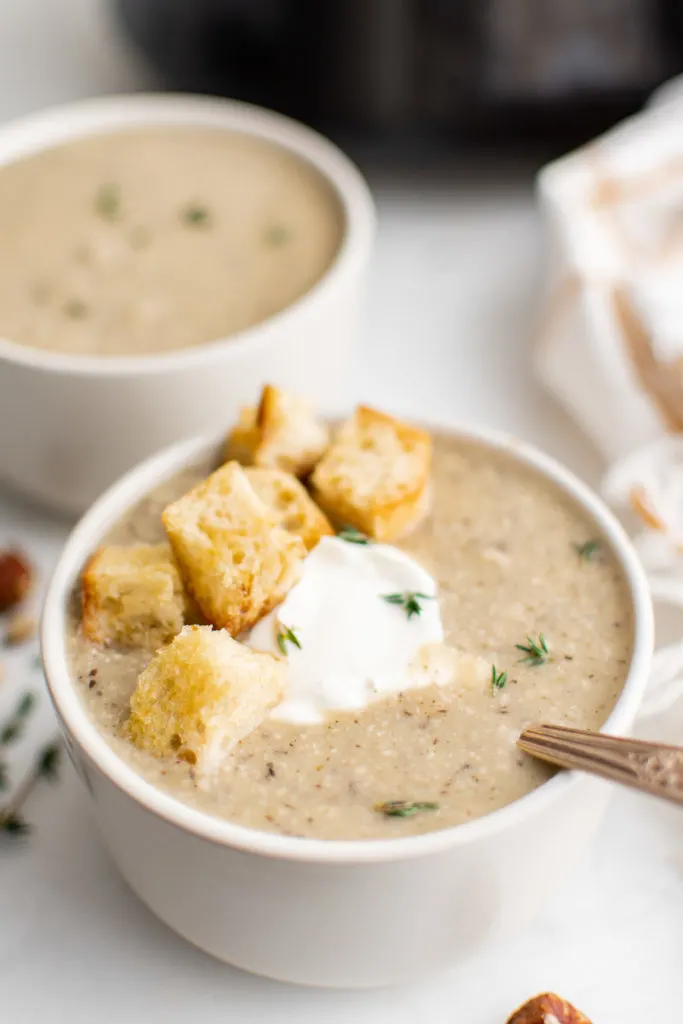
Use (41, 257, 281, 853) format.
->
(247, 536, 444, 723)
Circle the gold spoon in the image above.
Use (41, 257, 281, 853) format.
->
(518, 723, 683, 806)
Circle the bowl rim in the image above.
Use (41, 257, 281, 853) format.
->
(41, 421, 654, 865)
(0, 92, 375, 377)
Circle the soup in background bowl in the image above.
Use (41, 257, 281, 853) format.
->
(42, 418, 653, 987)
(0, 95, 375, 513)
(0, 127, 344, 357)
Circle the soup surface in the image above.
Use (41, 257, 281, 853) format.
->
(68, 434, 633, 840)
(0, 129, 343, 356)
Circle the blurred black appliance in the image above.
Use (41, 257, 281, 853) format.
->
(115, 0, 683, 153)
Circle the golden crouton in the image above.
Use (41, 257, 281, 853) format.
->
(225, 384, 329, 477)
(81, 544, 188, 648)
(162, 461, 305, 634)
(311, 406, 432, 542)
(244, 467, 333, 551)
(127, 625, 286, 776)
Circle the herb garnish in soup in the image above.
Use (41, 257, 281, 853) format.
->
(68, 390, 633, 841)
(0, 129, 343, 357)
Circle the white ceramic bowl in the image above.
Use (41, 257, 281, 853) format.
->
(41, 424, 653, 988)
(0, 94, 375, 514)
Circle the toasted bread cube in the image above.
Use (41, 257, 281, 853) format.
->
(225, 384, 329, 477)
(162, 461, 305, 634)
(244, 467, 334, 551)
(127, 625, 286, 776)
(225, 406, 259, 465)
(311, 406, 432, 542)
(81, 544, 188, 648)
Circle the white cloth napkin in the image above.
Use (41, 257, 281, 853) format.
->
(536, 78, 683, 722)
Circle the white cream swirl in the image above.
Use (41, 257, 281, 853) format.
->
(247, 536, 444, 723)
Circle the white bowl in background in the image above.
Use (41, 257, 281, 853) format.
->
(0, 94, 376, 514)
(41, 423, 653, 988)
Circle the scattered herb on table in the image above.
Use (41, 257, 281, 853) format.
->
(37, 743, 61, 781)
(181, 203, 211, 228)
(2, 814, 30, 836)
(375, 800, 439, 818)
(277, 624, 302, 656)
(574, 539, 600, 561)
(1, 742, 62, 839)
(491, 665, 507, 694)
(0, 691, 35, 745)
(516, 633, 549, 666)
(95, 183, 120, 221)
(338, 526, 371, 545)
(0, 691, 62, 840)
(382, 592, 434, 620)
(264, 224, 290, 247)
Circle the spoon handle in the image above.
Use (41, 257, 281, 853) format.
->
(518, 723, 683, 806)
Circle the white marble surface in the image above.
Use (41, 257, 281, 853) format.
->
(1, 2, 682, 1020)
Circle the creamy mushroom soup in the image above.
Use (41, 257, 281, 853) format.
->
(67, 433, 633, 840)
(0, 129, 343, 356)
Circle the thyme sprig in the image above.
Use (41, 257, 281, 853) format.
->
(491, 665, 507, 694)
(574, 540, 600, 561)
(0, 692, 62, 839)
(0, 692, 36, 746)
(265, 224, 290, 247)
(276, 624, 302, 656)
(375, 800, 439, 818)
(337, 526, 370, 545)
(95, 183, 120, 221)
(516, 634, 549, 666)
(382, 591, 434, 620)
(1, 742, 62, 839)
(182, 203, 211, 227)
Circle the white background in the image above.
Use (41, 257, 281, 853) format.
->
(1, 2, 682, 1021)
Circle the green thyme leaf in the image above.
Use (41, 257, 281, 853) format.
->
(491, 665, 507, 693)
(381, 591, 434, 620)
(0, 691, 37, 747)
(265, 224, 290, 247)
(37, 743, 61, 781)
(182, 203, 211, 227)
(16, 693, 35, 718)
(277, 625, 302, 656)
(95, 184, 120, 221)
(1, 813, 30, 837)
(515, 633, 549, 666)
(0, 724, 19, 745)
(375, 800, 439, 818)
(574, 540, 600, 561)
(337, 526, 370, 545)
(0, 729, 62, 841)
